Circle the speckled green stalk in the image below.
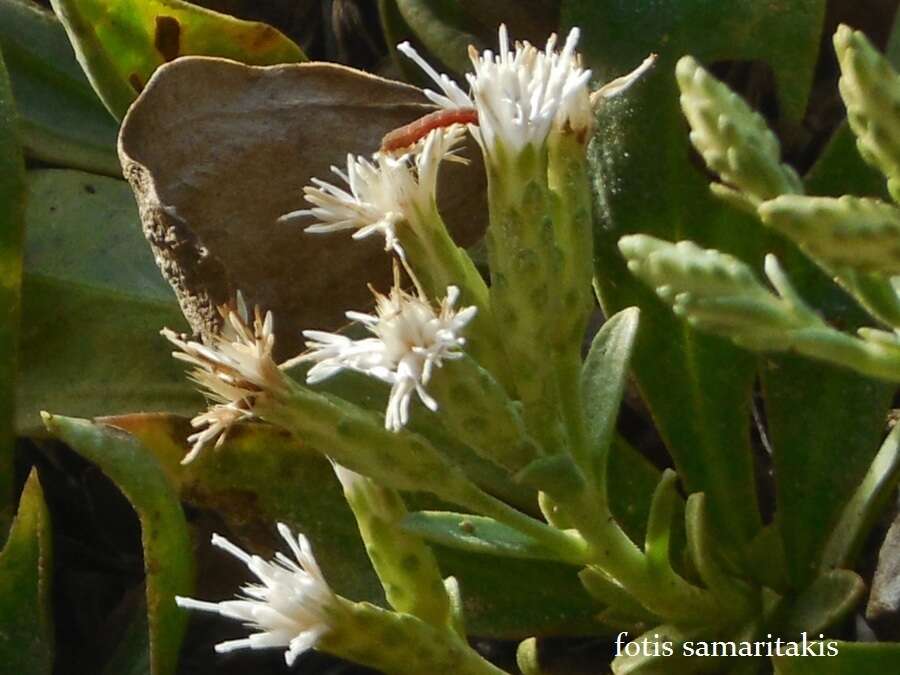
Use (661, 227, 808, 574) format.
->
(788, 326, 900, 382)
(620, 235, 900, 382)
(548, 131, 595, 349)
(835, 25, 900, 202)
(619, 235, 818, 351)
(483, 144, 568, 454)
(758, 195, 900, 326)
(262, 378, 586, 560)
(557, 486, 722, 623)
(547, 130, 595, 463)
(759, 194, 900, 326)
(320, 599, 508, 675)
(335, 469, 452, 628)
(400, 205, 511, 387)
(257, 379, 477, 504)
(427, 355, 542, 474)
(677, 56, 802, 206)
(760, 195, 900, 275)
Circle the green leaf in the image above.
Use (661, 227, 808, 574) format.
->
(745, 524, 789, 592)
(644, 470, 682, 578)
(833, 25, 900, 202)
(564, 0, 830, 554)
(0, 470, 53, 675)
(402, 512, 569, 562)
(760, 182, 894, 587)
(516, 638, 544, 675)
(561, 0, 825, 120)
(394, 0, 480, 75)
(685, 493, 752, 611)
(324, 362, 661, 542)
(581, 307, 640, 483)
(49, 0, 306, 119)
(0, 0, 119, 175)
(108, 413, 383, 602)
(0, 45, 26, 533)
(779, 570, 865, 637)
(16, 169, 195, 432)
(806, 16, 900, 201)
(434, 543, 603, 638)
(610, 623, 714, 675)
(108, 413, 602, 638)
(755, 17, 900, 592)
(578, 565, 657, 626)
(752, 41, 897, 590)
(676, 55, 803, 204)
(42, 414, 192, 675)
(772, 642, 900, 674)
(759, 195, 900, 276)
(820, 422, 900, 571)
(378, 0, 421, 82)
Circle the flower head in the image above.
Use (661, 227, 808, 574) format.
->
(163, 293, 284, 463)
(400, 25, 593, 155)
(279, 125, 466, 254)
(299, 276, 477, 431)
(176, 524, 340, 666)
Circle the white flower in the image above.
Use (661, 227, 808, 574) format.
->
(279, 125, 466, 254)
(162, 293, 284, 463)
(176, 524, 339, 667)
(399, 25, 593, 155)
(299, 281, 477, 431)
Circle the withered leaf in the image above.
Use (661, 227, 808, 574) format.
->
(118, 56, 486, 359)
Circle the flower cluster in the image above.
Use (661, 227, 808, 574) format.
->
(162, 293, 284, 463)
(169, 23, 614, 672)
(300, 278, 477, 431)
(176, 524, 339, 666)
(400, 25, 593, 153)
(279, 124, 466, 255)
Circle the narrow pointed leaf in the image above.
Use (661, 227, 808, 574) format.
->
(516, 638, 544, 675)
(0, 47, 26, 533)
(0, 471, 53, 675)
(780, 570, 865, 637)
(581, 307, 640, 482)
(821, 422, 900, 571)
(644, 469, 681, 575)
(42, 414, 192, 675)
(402, 512, 569, 562)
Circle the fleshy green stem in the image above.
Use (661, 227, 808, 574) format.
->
(400, 205, 512, 387)
(258, 380, 479, 504)
(323, 599, 509, 675)
(484, 144, 568, 454)
(334, 467, 452, 628)
(455, 481, 589, 565)
(561, 488, 723, 623)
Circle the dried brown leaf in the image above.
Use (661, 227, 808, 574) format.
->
(119, 56, 486, 359)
